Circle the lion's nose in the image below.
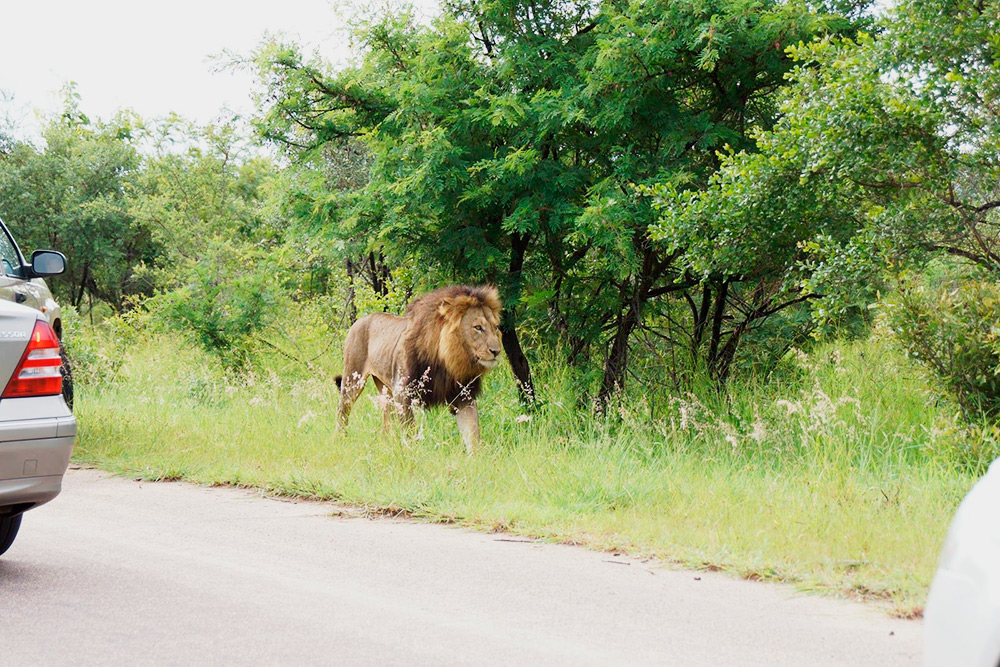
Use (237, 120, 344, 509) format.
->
(489, 348, 500, 357)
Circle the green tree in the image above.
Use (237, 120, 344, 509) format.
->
(575, 0, 860, 392)
(0, 89, 154, 310)
(151, 236, 279, 369)
(125, 117, 290, 366)
(655, 0, 1000, 412)
(128, 117, 280, 279)
(249, 0, 863, 404)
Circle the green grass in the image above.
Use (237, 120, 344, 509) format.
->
(69, 317, 992, 617)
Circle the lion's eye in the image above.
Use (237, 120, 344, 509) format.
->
(474, 325, 484, 332)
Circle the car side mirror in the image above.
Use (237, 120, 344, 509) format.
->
(30, 250, 67, 277)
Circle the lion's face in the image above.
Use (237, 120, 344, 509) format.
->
(432, 287, 503, 381)
(459, 305, 502, 370)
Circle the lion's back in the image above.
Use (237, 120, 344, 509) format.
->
(341, 312, 408, 381)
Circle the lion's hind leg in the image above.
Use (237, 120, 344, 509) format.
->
(336, 369, 369, 428)
(371, 377, 395, 433)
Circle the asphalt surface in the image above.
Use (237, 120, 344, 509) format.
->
(0, 467, 922, 665)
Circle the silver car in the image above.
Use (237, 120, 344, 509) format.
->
(0, 223, 76, 556)
(0, 219, 70, 407)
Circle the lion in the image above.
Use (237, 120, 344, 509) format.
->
(334, 285, 503, 453)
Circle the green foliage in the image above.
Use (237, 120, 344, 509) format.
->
(0, 88, 153, 309)
(647, 0, 1000, 404)
(349, 263, 415, 316)
(0, 93, 284, 323)
(887, 275, 1000, 422)
(663, 0, 1000, 319)
(130, 118, 281, 258)
(149, 238, 279, 368)
(248, 0, 865, 399)
(60, 304, 146, 387)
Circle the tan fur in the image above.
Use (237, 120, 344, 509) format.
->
(335, 285, 503, 453)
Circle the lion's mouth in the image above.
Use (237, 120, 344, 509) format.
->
(479, 357, 499, 368)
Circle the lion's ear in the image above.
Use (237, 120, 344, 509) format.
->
(482, 285, 502, 316)
(439, 294, 480, 320)
(438, 298, 465, 321)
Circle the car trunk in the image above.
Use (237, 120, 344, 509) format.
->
(0, 302, 38, 397)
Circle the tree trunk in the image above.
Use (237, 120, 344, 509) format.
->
(367, 251, 391, 298)
(690, 285, 712, 359)
(344, 258, 358, 323)
(597, 286, 640, 410)
(73, 263, 90, 309)
(501, 318, 535, 404)
(706, 278, 729, 378)
(597, 241, 661, 410)
(503, 232, 536, 405)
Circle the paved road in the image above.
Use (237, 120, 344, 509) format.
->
(0, 468, 921, 665)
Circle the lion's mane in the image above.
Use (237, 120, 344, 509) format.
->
(400, 284, 502, 407)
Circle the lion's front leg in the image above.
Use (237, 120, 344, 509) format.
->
(386, 376, 418, 435)
(454, 402, 480, 455)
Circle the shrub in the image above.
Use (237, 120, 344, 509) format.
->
(888, 278, 1000, 421)
(149, 238, 279, 368)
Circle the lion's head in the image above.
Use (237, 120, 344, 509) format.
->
(405, 285, 503, 383)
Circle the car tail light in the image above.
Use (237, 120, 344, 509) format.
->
(2, 320, 62, 399)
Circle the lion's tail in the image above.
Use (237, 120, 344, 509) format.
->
(335, 375, 343, 390)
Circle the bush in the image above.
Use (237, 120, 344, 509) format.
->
(149, 238, 279, 368)
(888, 277, 1000, 421)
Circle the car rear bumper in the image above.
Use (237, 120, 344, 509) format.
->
(0, 398, 76, 513)
(0, 474, 66, 513)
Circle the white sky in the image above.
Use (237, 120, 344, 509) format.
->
(0, 0, 434, 137)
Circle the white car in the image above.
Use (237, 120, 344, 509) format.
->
(0, 223, 76, 557)
(924, 457, 1000, 666)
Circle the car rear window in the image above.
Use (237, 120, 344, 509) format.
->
(0, 226, 22, 278)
